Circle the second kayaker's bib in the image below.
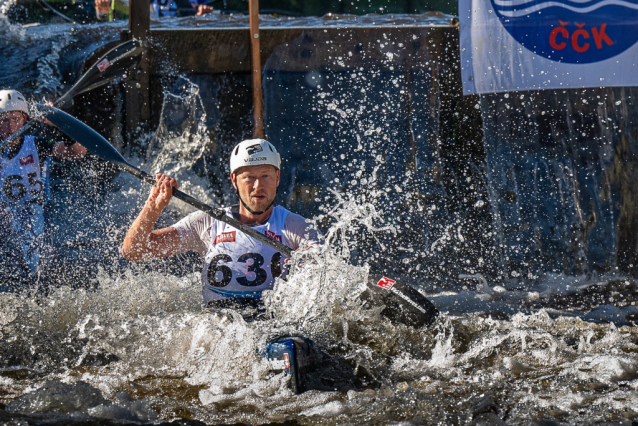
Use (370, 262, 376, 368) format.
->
(0, 136, 44, 206)
(201, 205, 289, 302)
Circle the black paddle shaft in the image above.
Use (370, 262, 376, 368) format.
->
(39, 104, 438, 328)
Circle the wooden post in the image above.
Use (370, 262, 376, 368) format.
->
(126, 0, 151, 138)
(249, 0, 264, 138)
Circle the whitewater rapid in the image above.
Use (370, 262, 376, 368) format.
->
(0, 13, 637, 426)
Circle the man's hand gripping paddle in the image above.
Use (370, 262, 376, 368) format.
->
(39, 105, 439, 328)
(0, 40, 143, 152)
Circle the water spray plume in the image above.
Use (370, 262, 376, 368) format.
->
(37, 103, 439, 330)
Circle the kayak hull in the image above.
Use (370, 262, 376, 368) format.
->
(264, 336, 316, 394)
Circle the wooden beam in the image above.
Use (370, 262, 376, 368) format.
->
(249, 0, 264, 138)
(129, 0, 150, 40)
(148, 27, 453, 73)
(126, 0, 151, 138)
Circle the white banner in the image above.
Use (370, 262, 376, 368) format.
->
(459, 0, 638, 94)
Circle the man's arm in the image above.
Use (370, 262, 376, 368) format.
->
(35, 120, 86, 160)
(94, 0, 111, 20)
(52, 141, 87, 160)
(195, 3, 213, 15)
(39, 101, 87, 160)
(122, 174, 184, 261)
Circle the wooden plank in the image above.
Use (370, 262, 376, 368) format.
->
(148, 27, 455, 74)
(125, 0, 151, 137)
(249, 0, 264, 138)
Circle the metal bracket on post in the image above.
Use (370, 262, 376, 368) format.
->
(125, 0, 151, 142)
(249, 0, 264, 139)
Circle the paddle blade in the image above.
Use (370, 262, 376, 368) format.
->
(57, 40, 143, 107)
(76, 40, 143, 94)
(37, 104, 130, 167)
(362, 275, 439, 328)
(2, 41, 142, 151)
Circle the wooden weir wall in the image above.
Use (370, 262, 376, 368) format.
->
(113, 20, 492, 287)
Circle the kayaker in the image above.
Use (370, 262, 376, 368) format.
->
(0, 89, 87, 289)
(122, 139, 321, 315)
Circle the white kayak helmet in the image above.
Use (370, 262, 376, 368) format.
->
(230, 139, 281, 174)
(0, 89, 29, 115)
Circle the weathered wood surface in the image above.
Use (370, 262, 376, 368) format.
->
(148, 26, 456, 74)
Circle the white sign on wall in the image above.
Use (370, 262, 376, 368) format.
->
(459, 0, 638, 94)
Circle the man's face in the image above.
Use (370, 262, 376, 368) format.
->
(232, 165, 280, 214)
(0, 111, 27, 140)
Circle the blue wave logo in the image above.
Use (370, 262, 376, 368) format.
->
(490, 0, 638, 63)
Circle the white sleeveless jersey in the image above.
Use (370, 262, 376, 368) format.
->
(0, 136, 44, 206)
(201, 206, 289, 302)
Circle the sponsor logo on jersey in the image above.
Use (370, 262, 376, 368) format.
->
(246, 143, 264, 155)
(283, 353, 291, 374)
(19, 154, 34, 166)
(491, 0, 637, 63)
(377, 276, 396, 290)
(265, 230, 282, 243)
(214, 231, 236, 245)
(97, 58, 111, 72)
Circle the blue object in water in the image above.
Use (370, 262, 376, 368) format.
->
(263, 336, 316, 394)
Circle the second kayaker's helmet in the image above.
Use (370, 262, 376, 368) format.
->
(0, 90, 29, 116)
(230, 139, 281, 175)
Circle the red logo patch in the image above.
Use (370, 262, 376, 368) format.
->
(19, 154, 34, 166)
(265, 230, 282, 243)
(97, 58, 111, 72)
(377, 277, 396, 290)
(283, 353, 291, 373)
(214, 231, 236, 245)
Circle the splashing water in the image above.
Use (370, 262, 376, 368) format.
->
(1, 21, 638, 426)
(142, 77, 218, 213)
(0, 0, 14, 16)
(427, 320, 456, 369)
(0, 0, 21, 34)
